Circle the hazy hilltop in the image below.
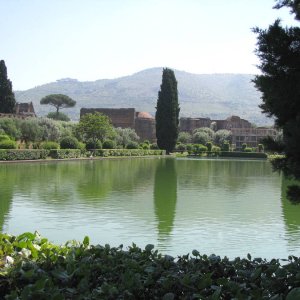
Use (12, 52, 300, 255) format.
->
(15, 67, 271, 125)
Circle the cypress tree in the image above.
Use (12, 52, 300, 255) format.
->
(0, 60, 16, 114)
(155, 68, 180, 154)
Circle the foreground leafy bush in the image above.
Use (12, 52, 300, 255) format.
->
(1, 232, 300, 299)
(0, 149, 49, 160)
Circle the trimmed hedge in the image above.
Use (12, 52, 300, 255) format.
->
(0, 149, 166, 161)
(220, 151, 267, 159)
(91, 149, 166, 157)
(49, 149, 82, 159)
(0, 149, 49, 160)
(1, 232, 300, 299)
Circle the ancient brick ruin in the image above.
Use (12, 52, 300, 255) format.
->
(80, 108, 156, 142)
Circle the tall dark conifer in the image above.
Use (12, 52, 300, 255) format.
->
(253, 1, 300, 202)
(0, 60, 16, 114)
(155, 68, 180, 154)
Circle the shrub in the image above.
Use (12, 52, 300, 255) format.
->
(60, 136, 79, 149)
(85, 139, 102, 150)
(222, 142, 230, 152)
(40, 141, 60, 150)
(193, 144, 208, 154)
(150, 143, 159, 150)
(0, 117, 21, 140)
(214, 129, 232, 146)
(258, 143, 264, 152)
(177, 131, 192, 144)
(220, 151, 267, 158)
(212, 145, 221, 154)
(2, 232, 300, 299)
(103, 139, 116, 149)
(185, 143, 193, 154)
(242, 143, 247, 151)
(192, 131, 210, 145)
(0, 149, 49, 160)
(175, 143, 187, 151)
(92, 149, 165, 157)
(0, 134, 10, 142)
(47, 112, 70, 121)
(206, 142, 212, 152)
(140, 142, 150, 150)
(126, 141, 139, 149)
(49, 149, 82, 159)
(0, 140, 17, 149)
(244, 147, 253, 152)
(78, 142, 86, 151)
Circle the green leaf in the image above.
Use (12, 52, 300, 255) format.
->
(145, 244, 154, 252)
(251, 267, 262, 280)
(286, 288, 300, 300)
(163, 292, 175, 300)
(83, 236, 90, 247)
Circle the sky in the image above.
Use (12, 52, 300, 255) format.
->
(0, 0, 299, 90)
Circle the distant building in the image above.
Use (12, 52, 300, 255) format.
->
(0, 102, 36, 119)
(80, 108, 156, 142)
(80, 108, 278, 148)
(180, 115, 252, 133)
(180, 115, 278, 149)
(231, 127, 278, 149)
(15, 102, 36, 117)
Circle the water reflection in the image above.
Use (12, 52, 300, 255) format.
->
(281, 176, 300, 249)
(1, 158, 299, 258)
(0, 165, 14, 231)
(154, 158, 177, 241)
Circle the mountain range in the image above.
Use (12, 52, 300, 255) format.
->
(15, 67, 272, 125)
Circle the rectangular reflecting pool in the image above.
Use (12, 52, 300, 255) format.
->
(1, 157, 299, 259)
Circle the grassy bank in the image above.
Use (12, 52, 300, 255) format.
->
(1, 232, 300, 299)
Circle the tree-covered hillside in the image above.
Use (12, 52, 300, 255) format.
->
(15, 68, 271, 125)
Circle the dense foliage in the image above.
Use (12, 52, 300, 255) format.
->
(1, 232, 300, 299)
(47, 112, 70, 122)
(60, 136, 79, 149)
(0, 60, 16, 114)
(40, 94, 76, 115)
(155, 68, 180, 154)
(78, 112, 115, 146)
(253, 2, 300, 201)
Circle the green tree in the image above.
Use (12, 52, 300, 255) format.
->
(274, 0, 300, 20)
(47, 111, 70, 121)
(115, 127, 140, 147)
(192, 131, 210, 145)
(253, 3, 300, 201)
(0, 60, 16, 114)
(214, 129, 232, 146)
(155, 68, 180, 154)
(78, 112, 114, 146)
(177, 131, 192, 144)
(40, 94, 76, 116)
(20, 119, 43, 144)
